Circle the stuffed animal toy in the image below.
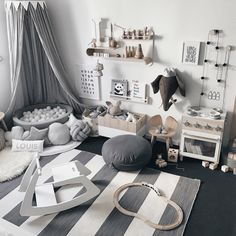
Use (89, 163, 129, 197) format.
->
(5, 126, 29, 145)
(48, 123, 70, 145)
(151, 68, 185, 111)
(106, 101, 123, 116)
(0, 129, 5, 151)
(126, 112, 137, 122)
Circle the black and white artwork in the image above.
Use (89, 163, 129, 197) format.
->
(77, 64, 100, 100)
(111, 79, 128, 97)
(182, 41, 200, 65)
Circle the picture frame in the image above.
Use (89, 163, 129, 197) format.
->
(76, 64, 100, 100)
(111, 79, 128, 97)
(131, 80, 146, 100)
(182, 41, 200, 65)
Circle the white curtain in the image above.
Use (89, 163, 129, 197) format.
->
(5, 3, 25, 116)
(5, 1, 85, 120)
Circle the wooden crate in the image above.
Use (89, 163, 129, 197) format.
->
(98, 113, 146, 137)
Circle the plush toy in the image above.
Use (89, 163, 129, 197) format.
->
(5, 126, 29, 145)
(70, 120, 91, 142)
(106, 101, 123, 116)
(126, 112, 137, 122)
(48, 123, 70, 145)
(0, 129, 5, 151)
(151, 68, 185, 111)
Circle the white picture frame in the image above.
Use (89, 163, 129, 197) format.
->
(182, 41, 200, 65)
(76, 64, 100, 100)
(131, 80, 146, 100)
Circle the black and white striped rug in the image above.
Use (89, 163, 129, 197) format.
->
(0, 149, 200, 236)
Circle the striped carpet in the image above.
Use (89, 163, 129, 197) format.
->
(0, 149, 200, 236)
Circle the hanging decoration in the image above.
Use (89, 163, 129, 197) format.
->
(199, 29, 232, 109)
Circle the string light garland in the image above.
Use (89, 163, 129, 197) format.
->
(199, 29, 231, 110)
(221, 46, 232, 109)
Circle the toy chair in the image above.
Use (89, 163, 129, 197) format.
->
(148, 115, 178, 151)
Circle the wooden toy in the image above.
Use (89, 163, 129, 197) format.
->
(209, 162, 218, 170)
(228, 152, 234, 159)
(221, 165, 229, 173)
(202, 161, 209, 168)
(134, 44, 144, 59)
(155, 158, 167, 168)
(233, 168, 236, 175)
(19, 156, 100, 216)
(168, 148, 179, 162)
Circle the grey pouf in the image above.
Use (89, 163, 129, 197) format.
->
(102, 135, 152, 171)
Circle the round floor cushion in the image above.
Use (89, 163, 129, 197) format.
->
(102, 135, 152, 171)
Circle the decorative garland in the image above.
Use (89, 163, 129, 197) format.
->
(221, 46, 232, 109)
(113, 182, 184, 231)
(199, 29, 220, 106)
(199, 29, 231, 110)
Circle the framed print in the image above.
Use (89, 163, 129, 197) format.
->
(131, 80, 146, 100)
(182, 41, 200, 65)
(76, 64, 100, 100)
(111, 79, 128, 97)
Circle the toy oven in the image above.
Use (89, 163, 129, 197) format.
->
(180, 130, 222, 163)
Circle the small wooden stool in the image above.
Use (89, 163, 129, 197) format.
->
(0, 112, 8, 131)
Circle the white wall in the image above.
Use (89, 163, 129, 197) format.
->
(0, 0, 236, 144)
(45, 0, 236, 144)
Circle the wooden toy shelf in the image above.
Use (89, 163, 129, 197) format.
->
(109, 93, 149, 104)
(86, 47, 151, 64)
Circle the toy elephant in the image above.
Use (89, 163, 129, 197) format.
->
(151, 68, 185, 111)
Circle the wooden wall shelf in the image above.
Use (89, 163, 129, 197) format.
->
(86, 47, 151, 64)
(109, 93, 149, 104)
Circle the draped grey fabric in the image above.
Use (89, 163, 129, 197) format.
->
(5, 1, 85, 119)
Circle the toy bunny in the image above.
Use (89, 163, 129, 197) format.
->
(106, 101, 123, 116)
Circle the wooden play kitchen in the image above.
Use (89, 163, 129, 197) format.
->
(180, 107, 226, 163)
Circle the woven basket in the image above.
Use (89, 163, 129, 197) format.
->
(0, 129, 5, 151)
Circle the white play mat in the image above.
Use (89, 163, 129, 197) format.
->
(41, 141, 81, 156)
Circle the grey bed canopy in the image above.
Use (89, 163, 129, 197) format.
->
(5, 0, 85, 118)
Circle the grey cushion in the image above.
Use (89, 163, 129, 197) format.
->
(102, 135, 152, 171)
